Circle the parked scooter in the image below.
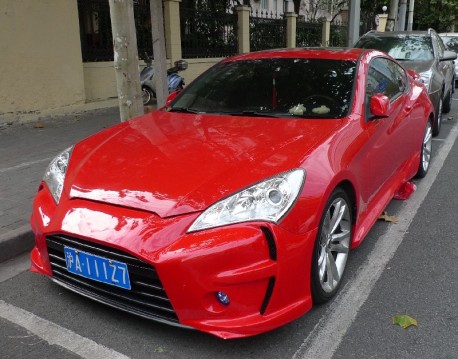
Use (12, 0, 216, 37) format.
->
(140, 53, 188, 105)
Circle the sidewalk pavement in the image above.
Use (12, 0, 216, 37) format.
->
(0, 101, 155, 263)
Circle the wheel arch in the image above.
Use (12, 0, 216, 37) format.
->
(334, 180, 357, 226)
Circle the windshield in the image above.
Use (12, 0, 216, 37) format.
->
(355, 35, 434, 61)
(168, 58, 357, 119)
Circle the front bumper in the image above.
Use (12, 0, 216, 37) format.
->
(30, 184, 316, 339)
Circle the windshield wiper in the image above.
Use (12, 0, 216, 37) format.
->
(168, 107, 200, 114)
(226, 110, 281, 118)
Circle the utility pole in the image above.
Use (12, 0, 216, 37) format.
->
(150, 0, 168, 108)
(347, 0, 361, 47)
(398, 0, 407, 31)
(108, 0, 144, 122)
(407, 0, 415, 31)
(386, 0, 399, 31)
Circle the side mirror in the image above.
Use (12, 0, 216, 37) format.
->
(370, 94, 390, 118)
(440, 50, 457, 62)
(407, 69, 421, 80)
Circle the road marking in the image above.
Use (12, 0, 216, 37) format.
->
(0, 157, 52, 173)
(293, 125, 458, 359)
(0, 300, 130, 359)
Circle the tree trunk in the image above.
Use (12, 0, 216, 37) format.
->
(398, 0, 407, 31)
(109, 0, 144, 122)
(150, 0, 168, 108)
(385, 0, 399, 31)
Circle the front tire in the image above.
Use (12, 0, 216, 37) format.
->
(443, 90, 452, 114)
(311, 188, 352, 304)
(432, 96, 442, 136)
(415, 119, 432, 178)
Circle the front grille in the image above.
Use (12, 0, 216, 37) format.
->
(46, 234, 180, 325)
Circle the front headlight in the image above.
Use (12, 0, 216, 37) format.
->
(419, 70, 432, 90)
(43, 146, 73, 204)
(187, 169, 305, 233)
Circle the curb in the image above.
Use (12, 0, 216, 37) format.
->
(0, 225, 34, 263)
(0, 98, 119, 125)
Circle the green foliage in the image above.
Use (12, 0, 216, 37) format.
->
(180, 0, 238, 58)
(413, 0, 458, 31)
(330, 25, 348, 47)
(180, 0, 235, 12)
(296, 22, 322, 47)
(250, 18, 286, 51)
(360, 0, 389, 15)
(359, 0, 457, 32)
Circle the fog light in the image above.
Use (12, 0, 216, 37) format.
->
(216, 291, 230, 306)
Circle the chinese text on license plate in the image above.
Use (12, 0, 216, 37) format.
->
(64, 246, 131, 290)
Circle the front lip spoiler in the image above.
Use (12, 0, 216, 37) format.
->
(49, 277, 194, 330)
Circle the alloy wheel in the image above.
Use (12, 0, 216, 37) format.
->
(317, 196, 351, 294)
(433, 97, 443, 136)
(421, 121, 432, 173)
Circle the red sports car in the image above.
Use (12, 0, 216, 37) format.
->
(30, 48, 434, 339)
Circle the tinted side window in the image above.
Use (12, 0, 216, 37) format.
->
(366, 57, 407, 101)
(443, 37, 458, 52)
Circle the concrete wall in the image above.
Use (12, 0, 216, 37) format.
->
(0, 0, 220, 120)
(0, 0, 85, 115)
(83, 62, 118, 101)
(0, 0, 332, 120)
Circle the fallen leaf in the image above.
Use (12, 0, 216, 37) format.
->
(33, 122, 44, 128)
(378, 211, 398, 223)
(392, 314, 417, 328)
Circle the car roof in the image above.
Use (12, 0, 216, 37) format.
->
(223, 47, 367, 62)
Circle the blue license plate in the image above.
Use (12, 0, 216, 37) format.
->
(64, 246, 131, 290)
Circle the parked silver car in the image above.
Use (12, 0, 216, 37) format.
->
(355, 29, 456, 136)
(439, 33, 458, 86)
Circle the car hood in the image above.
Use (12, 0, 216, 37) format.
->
(66, 111, 343, 218)
(402, 60, 434, 75)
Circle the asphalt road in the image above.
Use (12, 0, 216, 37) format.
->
(2, 94, 458, 359)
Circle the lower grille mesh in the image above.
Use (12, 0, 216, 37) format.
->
(46, 234, 179, 324)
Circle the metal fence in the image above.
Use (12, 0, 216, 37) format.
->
(78, 0, 153, 62)
(330, 23, 348, 47)
(250, 10, 286, 51)
(180, 7, 237, 58)
(296, 20, 322, 47)
(77, 1, 348, 62)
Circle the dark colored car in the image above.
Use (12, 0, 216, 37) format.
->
(355, 29, 457, 136)
(439, 33, 458, 86)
